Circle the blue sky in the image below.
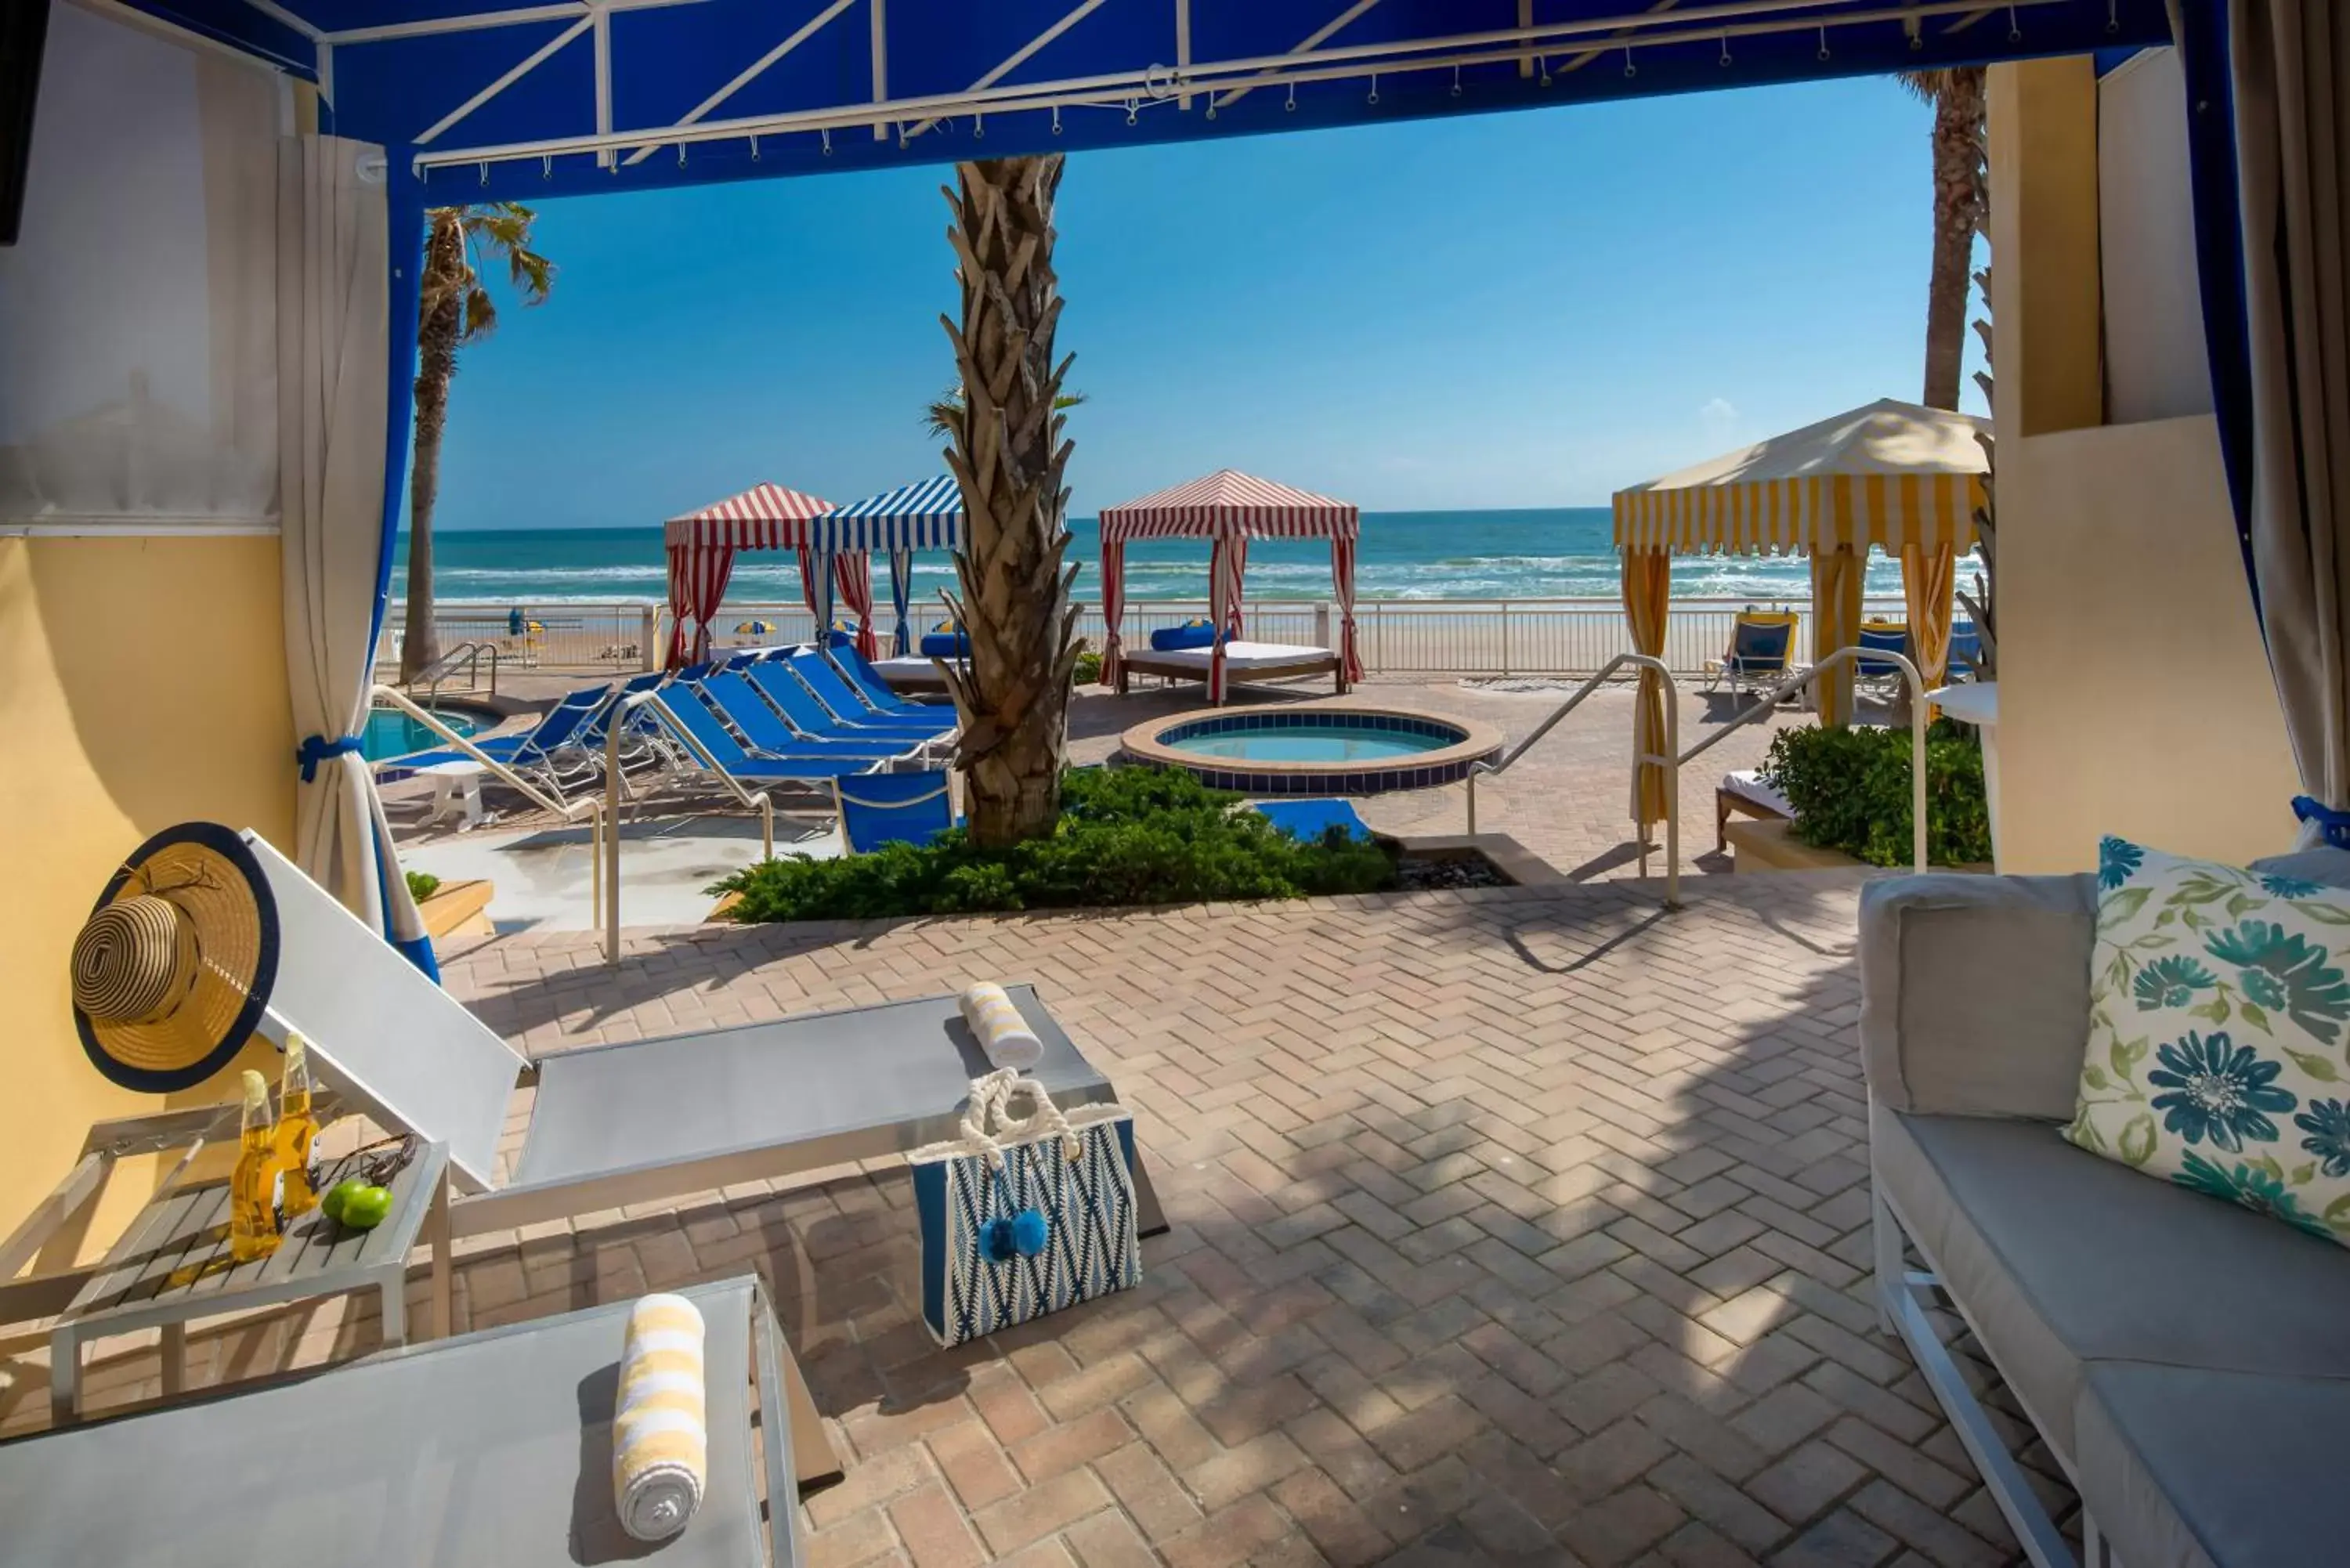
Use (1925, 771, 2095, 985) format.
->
(423, 75, 1982, 528)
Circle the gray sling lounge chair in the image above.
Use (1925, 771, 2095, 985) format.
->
(0, 1275, 805, 1568)
(240, 825, 1162, 1263)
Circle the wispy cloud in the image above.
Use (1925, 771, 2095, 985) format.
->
(1698, 396, 1739, 425)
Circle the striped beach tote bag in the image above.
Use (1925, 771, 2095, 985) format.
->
(909, 1069, 1144, 1349)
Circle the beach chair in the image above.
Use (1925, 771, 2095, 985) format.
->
(572, 670, 680, 771)
(1, 1274, 820, 1565)
(741, 661, 946, 750)
(811, 647, 960, 730)
(772, 653, 954, 739)
(1702, 610, 1799, 699)
(1855, 619, 1911, 699)
(9, 830, 1168, 1416)
(377, 685, 606, 781)
(835, 771, 962, 851)
(653, 685, 885, 786)
(1945, 620, 1982, 681)
(694, 670, 916, 762)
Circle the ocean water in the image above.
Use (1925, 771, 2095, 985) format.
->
(396, 509, 1942, 605)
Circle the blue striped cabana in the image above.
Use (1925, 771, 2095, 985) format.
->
(811, 476, 967, 658)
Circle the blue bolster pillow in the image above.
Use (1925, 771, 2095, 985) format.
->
(920, 631, 971, 658)
(1150, 620, 1219, 652)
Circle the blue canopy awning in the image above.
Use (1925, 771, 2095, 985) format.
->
(123, 1, 2174, 206)
(812, 475, 965, 555)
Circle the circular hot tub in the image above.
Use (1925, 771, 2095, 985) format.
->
(1120, 702, 1502, 795)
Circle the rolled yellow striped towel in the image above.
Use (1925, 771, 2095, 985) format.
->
(613, 1292, 707, 1542)
(960, 982, 1043, 1071)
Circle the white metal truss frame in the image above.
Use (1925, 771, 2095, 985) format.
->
(233, 0, 2084, 175)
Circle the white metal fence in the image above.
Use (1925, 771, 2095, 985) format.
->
(380, 597, 1907, 680)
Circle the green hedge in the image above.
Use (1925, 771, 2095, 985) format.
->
(1761, 718, 1991, 869)
(712, 765, 1396, 922)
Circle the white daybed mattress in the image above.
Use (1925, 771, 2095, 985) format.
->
(1126, 640, 1336, 671)
(1721, 768, 1794, 818)
(869, 655, 953, 682)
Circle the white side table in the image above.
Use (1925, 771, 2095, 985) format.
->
(417, 761, 488, 829)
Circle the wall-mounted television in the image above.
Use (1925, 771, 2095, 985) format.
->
(1, 0, 51, 246)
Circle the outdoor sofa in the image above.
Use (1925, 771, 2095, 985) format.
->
(1860, 868, 2350, 1567)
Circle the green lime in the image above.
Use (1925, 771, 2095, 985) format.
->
(322, 1177, 368, 1225)
(339, 1184, 393, 1231)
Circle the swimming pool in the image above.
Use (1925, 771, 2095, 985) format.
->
(362, 704, 484, 762)
(1121, 705, 1502, 795)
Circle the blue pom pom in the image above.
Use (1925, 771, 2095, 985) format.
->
(1010, 1209, 1050, 1258)
(979, 1216, 1020, 1263)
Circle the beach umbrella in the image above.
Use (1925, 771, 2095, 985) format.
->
(736, 620, 777, 635)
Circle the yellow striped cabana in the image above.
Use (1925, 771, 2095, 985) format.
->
(1611, 398, 1987, 829)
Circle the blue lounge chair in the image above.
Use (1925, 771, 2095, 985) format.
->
(573, 671, 672, 754)
(818, 645, 960, 728)
(696, 670, 913, 761)
(654, 687, 881, 784)
(378, 686, 606, 778)
(771, 655, 952, 739)
(835, 771, 960, 851)
(1946, 621, 1982, 681)
(1703, 610, 1799, 699)
(1251, 799, 1379, 844)
(1856, 619, 1911, 697)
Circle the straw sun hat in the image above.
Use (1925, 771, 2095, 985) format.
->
(69, 822, 280, 1093)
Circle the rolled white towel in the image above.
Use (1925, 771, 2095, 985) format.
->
(960, 982, 1043, 1071)
(613, 1292, 707, 1542)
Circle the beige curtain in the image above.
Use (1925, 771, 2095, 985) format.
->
(1810, 546, 1866, 726)
(1623, 548, 1672, 829)
(2230, 2, 2350, 826)
(1899, 541, 1960, 690)
(280, 135, 435, 966)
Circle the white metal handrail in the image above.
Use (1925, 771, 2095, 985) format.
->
(370, 684, 607, 922)
(408, 639, 501, 702)
(1466, 652, 1682, 908)
(604, 688, 774, 965)
(1678, 645, 1930, 873)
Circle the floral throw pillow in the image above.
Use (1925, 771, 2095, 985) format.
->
(2065, 836, 2350, 1247)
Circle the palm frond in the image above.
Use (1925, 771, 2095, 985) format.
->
(461, 284, 497, 344)
(1896, 67, 1952, 105)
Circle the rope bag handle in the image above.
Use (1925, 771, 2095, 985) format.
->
(959, 1067, 1082, 1169)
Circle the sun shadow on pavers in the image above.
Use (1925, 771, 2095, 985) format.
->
(1639, 886, 2081, 1568)
(372, 868, 2062, 1566)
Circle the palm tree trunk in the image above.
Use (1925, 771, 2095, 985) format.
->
(935, 155, 1079, 847)
(1922, 66, 1987, 411)
(399, 215, 464, 682)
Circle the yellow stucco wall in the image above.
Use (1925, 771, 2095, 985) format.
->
(0, 533, 294, 1246)
(1998, 420, 2302, 869)
(1988, 57, 2303, 873)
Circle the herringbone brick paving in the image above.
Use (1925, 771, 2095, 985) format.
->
(432, 873, 2069, 1567)
(1, 869, 2070, 1566)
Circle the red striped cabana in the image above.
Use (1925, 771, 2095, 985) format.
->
(1096, 470, 1363, 703)
(661, 482, 877, 667)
